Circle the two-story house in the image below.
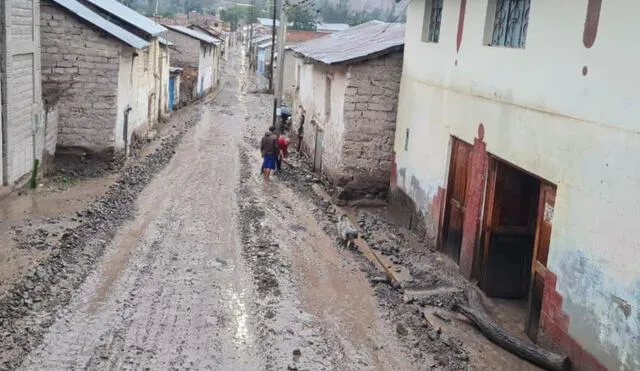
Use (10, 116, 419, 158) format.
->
(391, 1, 639, 370)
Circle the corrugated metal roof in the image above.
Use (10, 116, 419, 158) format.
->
(158, 37, 173, 46)
(82, 0, 166, 36)
(316, 23, 350, 32)
(257, 17, 278, 27)
(188, 25, 224, 42)
(252, 35, 272, 44)
(257, 39, 274, 48)
(50, 0, 149, 49)
(291, 21, 404, 65)
(165, 25, 221, 44)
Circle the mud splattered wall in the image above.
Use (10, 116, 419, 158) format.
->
(393, 0, 640, 369)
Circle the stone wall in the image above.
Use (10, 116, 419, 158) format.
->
(165, 30, 200, 68)
(339, 52, 403, 198)
(41, 3, 120, 152)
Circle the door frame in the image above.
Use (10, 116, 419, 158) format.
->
(477, 155, 557, 338)
(479, 156, 543, 294)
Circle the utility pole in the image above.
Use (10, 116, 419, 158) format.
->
(271, 5, 287, 131)
(268, 0, 277, 93)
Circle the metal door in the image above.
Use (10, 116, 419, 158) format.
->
(168, 76, 175, 110)
(313, 128, 323, 173)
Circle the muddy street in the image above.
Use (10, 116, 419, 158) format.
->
(4, 47, 417, 371)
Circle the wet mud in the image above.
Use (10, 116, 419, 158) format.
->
(0, 45, 540, 371)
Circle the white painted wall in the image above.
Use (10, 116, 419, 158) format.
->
(295, 57, 348, 180)
(160, 45, 170, 116)
(395, 0, 640, 369)
(115, 43, 158, 150)
(197, 43, 214, 95)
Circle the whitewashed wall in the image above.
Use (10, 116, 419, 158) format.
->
(394, 0, 640, 369)
(197, 43, 214, 95)
(115, 43, 159, 150)
(295, 58, 348, 180)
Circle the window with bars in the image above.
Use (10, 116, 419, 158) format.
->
(421, 0, 443, 43)
(489, 0, 531, 48)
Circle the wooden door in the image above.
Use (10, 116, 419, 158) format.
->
(526, 183, 556, 340)
(481, 160, 540, 298)
(441, 139, 471, 263)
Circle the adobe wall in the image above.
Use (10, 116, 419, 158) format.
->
(339, 52, 402, 199)
(41, 3, 120, 152)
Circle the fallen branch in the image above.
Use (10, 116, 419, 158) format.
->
(454, 286, 571, 371)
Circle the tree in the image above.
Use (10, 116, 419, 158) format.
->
(288, 4, 317, 31)
(320, 0, 349, 23)
(220, 5, 249, 31)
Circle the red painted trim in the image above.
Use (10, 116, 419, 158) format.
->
(583, 0, 602, 48)
(459, 131, 487, 278)
(541, 270, 609, 370)
(456, 0, 467, 53)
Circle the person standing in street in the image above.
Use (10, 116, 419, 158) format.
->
(296, 109, 305, 152)
(260, 126, 278, 181)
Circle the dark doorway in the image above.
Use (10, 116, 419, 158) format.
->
(441, 138, 472, 263)
(481, 159, 540, 299)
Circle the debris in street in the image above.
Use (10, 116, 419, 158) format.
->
(454, 286, 571, 371)
(0, 106, 202, 370)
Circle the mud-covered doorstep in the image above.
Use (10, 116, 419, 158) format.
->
(0, 107, 202, 370)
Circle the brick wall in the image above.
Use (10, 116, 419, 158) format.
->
(41, 3, 120, 152)
(340, 52, 403, 198)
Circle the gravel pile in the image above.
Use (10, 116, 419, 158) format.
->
(0, 109, 202, 370)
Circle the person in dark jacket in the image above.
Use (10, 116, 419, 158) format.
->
(260, 126, 278, 181)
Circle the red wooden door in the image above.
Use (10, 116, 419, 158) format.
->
(441, 139, 471, 263)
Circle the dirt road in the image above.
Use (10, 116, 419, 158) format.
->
(15, 47, 415, 370)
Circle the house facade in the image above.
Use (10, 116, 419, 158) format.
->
(392, 0, 639, 370)
(282, 31, 330, 102)
(164, 25, 220, 99)
(41, 0, 161, 153)
(293, 21, 404, 200)
(0, 0, 48, 185)
(159, 38, 171, 117)
(79, 0, 168, 130)
(256, 40, 273, 77)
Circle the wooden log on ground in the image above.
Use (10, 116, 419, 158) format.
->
(454, 286, 571, 371)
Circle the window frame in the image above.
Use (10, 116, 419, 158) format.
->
(483, 0, 531, 48)
(421, 0, 444, 43)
